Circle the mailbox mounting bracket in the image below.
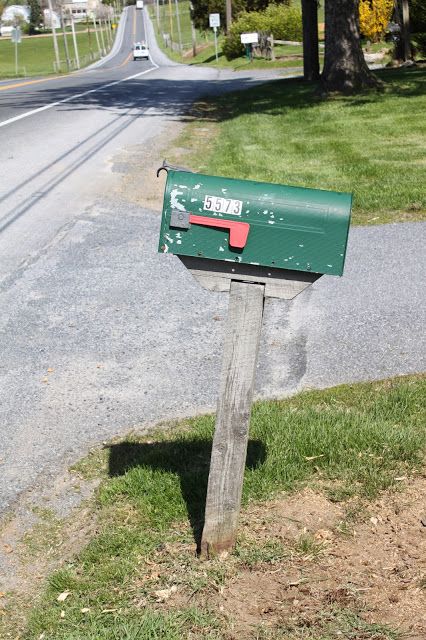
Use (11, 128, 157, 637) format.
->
(179, 256, 321, 300)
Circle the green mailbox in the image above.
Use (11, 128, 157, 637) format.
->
(158, 167, 352, 277)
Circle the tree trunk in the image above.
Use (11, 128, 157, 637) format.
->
(401, 0, 411, 61)
(321, 0, 380, 93)
(302, 0, 320, 81)
(226, 0, 232, 34)
(393, 0, 412, 62)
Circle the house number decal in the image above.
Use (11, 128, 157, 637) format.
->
(203, 195, 243, 216)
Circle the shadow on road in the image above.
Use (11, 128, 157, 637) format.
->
(1, 66, 423, 119)
(108, 437, 266, 551)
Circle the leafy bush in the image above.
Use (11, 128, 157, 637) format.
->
(412, 32, 426, 57)
(410, 0, 426, 57)
(359, 0, 393, 42)
(190, 0, 288, 31)
(223, 4, 302, 60)
(263, 3, 303, 40)
(410, 0, 426, 33)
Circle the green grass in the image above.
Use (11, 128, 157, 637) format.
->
(172, 66, 426, 225)
(0, 25, 114, 78)
(183, 40, 324, 71)
(3, 375, 424, 639)
(148, 0, 216, 63)
(148, 1, 309, 70)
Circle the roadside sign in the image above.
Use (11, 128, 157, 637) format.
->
(209, 13, 220, 28)
(240, 32, 258, 44)
(209, 13, 220, 62)
(11, 26, 22, 44)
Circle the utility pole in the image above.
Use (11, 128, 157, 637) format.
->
(86, 15, 92, 57)
(98, 15, 106, 54)
(104, 18, 111, 47)
(92, 13, 102, 57)
(60, 8, 71, 71)
(69, 11, 80, 68)
(168, 0, 173, 39)
(108, 13, 113, 45)
(190, 2, 196, 57)
(175, 0, 182, 53)
(47, 0, 61, 71)
(156, 0, 160, 24)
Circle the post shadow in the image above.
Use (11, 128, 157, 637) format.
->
(108, 436, 266, 552)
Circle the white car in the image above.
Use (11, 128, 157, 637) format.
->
(133, 42, 149, 61)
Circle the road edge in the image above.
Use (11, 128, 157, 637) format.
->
(85, 7, 129, 72)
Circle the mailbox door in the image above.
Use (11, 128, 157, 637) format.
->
(159, 170, 352, 276)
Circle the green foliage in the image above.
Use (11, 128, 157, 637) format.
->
(28, 0, 42, 35)
(410, 0, 426, 33)
(5, 376, 425, 639)
(190, 0, 289, 31)
(410, 0, 426, 56)
(223, 4, 302, 60)
(413, 32, 426, 56)
(180, 67, 426, 224)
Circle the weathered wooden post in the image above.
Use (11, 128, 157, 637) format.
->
(201, 280, 264, 555)
(157, 162, 352, 557)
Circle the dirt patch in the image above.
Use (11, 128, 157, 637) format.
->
(207, 479, 426, 638)
(0, 470, 100, 594)
(240, 488, 344, 542)
(111, 119, 191, 212)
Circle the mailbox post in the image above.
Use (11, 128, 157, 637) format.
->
(158, 163, 352, 557)
(240, 32, 259, 61)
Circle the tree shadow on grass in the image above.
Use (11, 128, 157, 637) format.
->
(108, 437, 266, 552)
(205, 66, 426, 121)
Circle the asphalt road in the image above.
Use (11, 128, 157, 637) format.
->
(0, 9, 424, 519)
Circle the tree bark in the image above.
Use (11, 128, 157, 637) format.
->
(226, 0, 232, 33)
(302, 0, 320, 81)
(393, 0, 412, 62)
(321, 0, 380, 93)
(401, 0, 411, 61)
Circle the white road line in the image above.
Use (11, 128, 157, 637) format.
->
(0, 63, 159, 130)
(0, 7, 160, 131)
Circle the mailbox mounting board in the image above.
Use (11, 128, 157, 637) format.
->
(159, 170, 352, 276)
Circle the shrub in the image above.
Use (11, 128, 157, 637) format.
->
(263, 4, 303, 40)
(412, 32, 426, 57)
(410, 0, 426, 33)
(223, 4, 302, 60)
(359, 0, 394, 42)
(410, 0, 426, 57)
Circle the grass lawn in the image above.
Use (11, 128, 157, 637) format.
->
(1, 375, 425, 639)
(184, 41, 324, 71)
(0, 25, 114, 78)
(169, 66, 426, 225)
(148, 3, 310, 71)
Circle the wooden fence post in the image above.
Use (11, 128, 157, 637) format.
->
(200, 280, 265, 558)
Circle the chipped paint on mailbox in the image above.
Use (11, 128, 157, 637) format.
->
(159, 170, 352, 276)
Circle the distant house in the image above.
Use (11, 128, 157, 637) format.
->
(62, 0, 107, 22)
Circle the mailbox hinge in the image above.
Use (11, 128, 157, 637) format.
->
(156, 159, 195, 177)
